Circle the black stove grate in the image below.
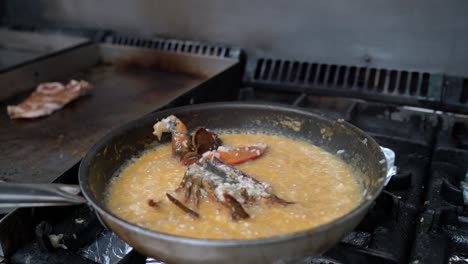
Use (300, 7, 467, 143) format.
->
(235, 87, 438, 264)
(410, 115, 468, 263)
(245, 57, 468, 115)
(442, 76, 468, 115)
(244, 58, 443, 109)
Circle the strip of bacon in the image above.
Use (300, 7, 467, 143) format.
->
(7, 80, 92, 119)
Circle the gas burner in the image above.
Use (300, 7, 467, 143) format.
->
(234, 86, 438, 264)
(437, 115, 468, 151)
(10, 206, 102, 264)
(348, 105, 437, 144)
(452, 121, 468, 149)
(409, 113, 468, 263)
(410, 209, 468, 264)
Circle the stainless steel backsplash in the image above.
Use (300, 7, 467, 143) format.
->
(3, 0, 468, 76)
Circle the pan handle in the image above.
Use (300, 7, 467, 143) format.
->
(0, 183, 87, 208)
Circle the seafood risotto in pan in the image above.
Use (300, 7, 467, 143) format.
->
(107, 115, 363, 239)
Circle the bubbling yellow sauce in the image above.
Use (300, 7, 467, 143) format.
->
(107, 133, 363, 240)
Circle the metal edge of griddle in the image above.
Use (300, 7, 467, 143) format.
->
(1, 24, 110, 42)
(102, 33, 242, 60)
(98, 32, 244, 83)
(0, 31, 243, 100)
(0, 41, 92, 74)
(159, 53, 242, 109)
(97, 42, 239, 79)
(0, 27, 94, 75)
(0, 24, 242, 60)
(0, 41, 99, 100)
(0, 38, 242, 260)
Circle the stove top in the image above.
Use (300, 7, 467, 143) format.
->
(236, 88, 437, 264)
(2, 87, 468, 263)
(0, 31, 468, 264)
(410, 115, 468, 264)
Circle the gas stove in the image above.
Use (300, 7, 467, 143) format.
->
(237, 89, 436, 264)
(0, 32, 468, 264)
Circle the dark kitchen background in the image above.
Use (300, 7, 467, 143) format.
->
(0, 1, 468, 263)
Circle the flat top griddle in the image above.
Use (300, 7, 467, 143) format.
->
(0, 43, 238, 183)
(0, 28, 88, 72)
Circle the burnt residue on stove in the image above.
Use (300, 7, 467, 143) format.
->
(410, 117, 468, 263)
(325, 101, 442, 264)
(112, 51, 210, 79)
(10, 205, 103, 264)
(12, 244, 96, 264)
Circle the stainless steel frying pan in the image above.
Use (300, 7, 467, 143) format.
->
(0, 103, 388, 263)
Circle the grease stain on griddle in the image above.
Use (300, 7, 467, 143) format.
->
(114, 52, 209, 79)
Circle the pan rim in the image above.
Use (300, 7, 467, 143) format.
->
(79, 101, 387, 247)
